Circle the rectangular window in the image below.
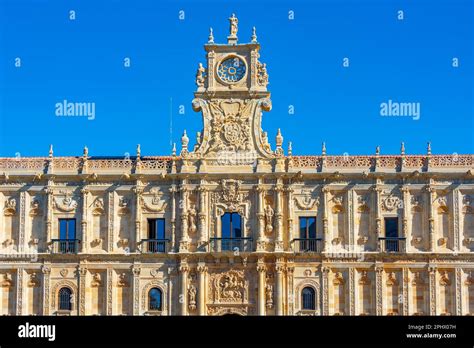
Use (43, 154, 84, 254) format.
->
(299, 217, 316, 239)
(59, 219, 76, 239)
(384, 217, 398, 238)
(148, 218, 165, 239)
(58, 219, 76, 253)
(147, 218, 165, 253)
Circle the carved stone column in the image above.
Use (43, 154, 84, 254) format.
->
(373, 186, 383, 252)
(19, 191, 26, 252)
(274, 181, 284, 251)
(107, 191, 115, 252)
(402, 267, 409, 315)
(16, 267, 24, 315)
(78, 266, 87, 315)
(401, 186, 410, 253)
(287, 264, 295, 315)
(427, 186, 436, 252)
(167, 267, 176, 315)
(453, 189, 460, 252)
(286, 186, 294, 243)
(41, 265, 51, 315)
(255, 184, 265, 251)
(179, 185, 189, 252)
(375, 265, 383, 315)
(80, 187, 89, 253)
(197, 263, 208, 315)
(179, 262, 189, 315)
(428, 266, 437, 316)
(133, 185, 143, 252)
(349, 267, 355, 316)
(455, 267, 462, 315)
(257, 261, 266, 315)
(169, 185, 177, 252)
(197, 186, 207, 248)
(347, 190, 354, 250)
(321, 266, 329, 315)
(45, 186, 54, 251)
(322, 187, 330, 252)
(106, 268, 113, 315)
(132, 266, 141, 315)
(275, 261, 285, 315)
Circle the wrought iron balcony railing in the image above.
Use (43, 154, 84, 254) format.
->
(378, 237, 406, 252)
(140, 239, 169, 254)
(292, 238, 323, 253)
(51, 239, 80, 254)
(209, 237, 253, 253)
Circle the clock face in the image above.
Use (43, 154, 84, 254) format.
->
(217, 56, 246, 83)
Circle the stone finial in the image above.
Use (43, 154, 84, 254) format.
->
(376, 145, 380, 155)
(208, 27, 214, 44)
(196, 131, 201, 145)
(276, 129, 283, 147)
(228, 13, 238, 44)
(288, 141, 293, 156)
(322, 142, 326, 156)
(49, 144, 53, 158)
(251, 26, 257, 43)
(181, 130, 189, 154)
(400, 142, 405, 155)
(172, 143, 177, 156)
(136, 144, 141, 160)
(83, 146, 88, 158)
(427, 142, 432, 155)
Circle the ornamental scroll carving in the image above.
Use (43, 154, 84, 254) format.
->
(208, 99, 253, 153)
(141, 188, 168, 212)
(215, 179, 247, 213)
(382, 194, 402, 212)
(209, 270, 248, 304)
(4, 197, 17, 215)
(54, 193, 78, 212)
(294, 195, 320, 210)
(192, 97, 273, 160)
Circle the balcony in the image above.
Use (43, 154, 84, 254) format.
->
(51, 239, 80, 254)
(379, 237, 406, 252)
(209, 237, 253, 253)
(292, 238, 323, 253)
(140, 239, 169, 254)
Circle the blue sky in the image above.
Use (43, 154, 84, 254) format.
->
(0, 0, 472, 157)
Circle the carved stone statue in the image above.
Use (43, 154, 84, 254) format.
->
(265, 284, 273, 309)
(257, 61, 269, 86)
(196, 63, 206, 87)
(229, 13, 238, 38)
(188, 204, 197, 234)
(188, 285, 197, 310)
(264, 204, 274, 234)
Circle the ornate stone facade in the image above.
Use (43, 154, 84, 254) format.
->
(0, 15, 473, 316)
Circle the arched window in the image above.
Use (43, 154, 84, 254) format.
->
(302, 287, 315, 310)
(149, 288, 162, 311)
(58, 287, 72, 311)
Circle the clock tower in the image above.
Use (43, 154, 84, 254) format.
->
(185, 14, 283, 171)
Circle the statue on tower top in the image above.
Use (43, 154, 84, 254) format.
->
(228, 13, 238, 44)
